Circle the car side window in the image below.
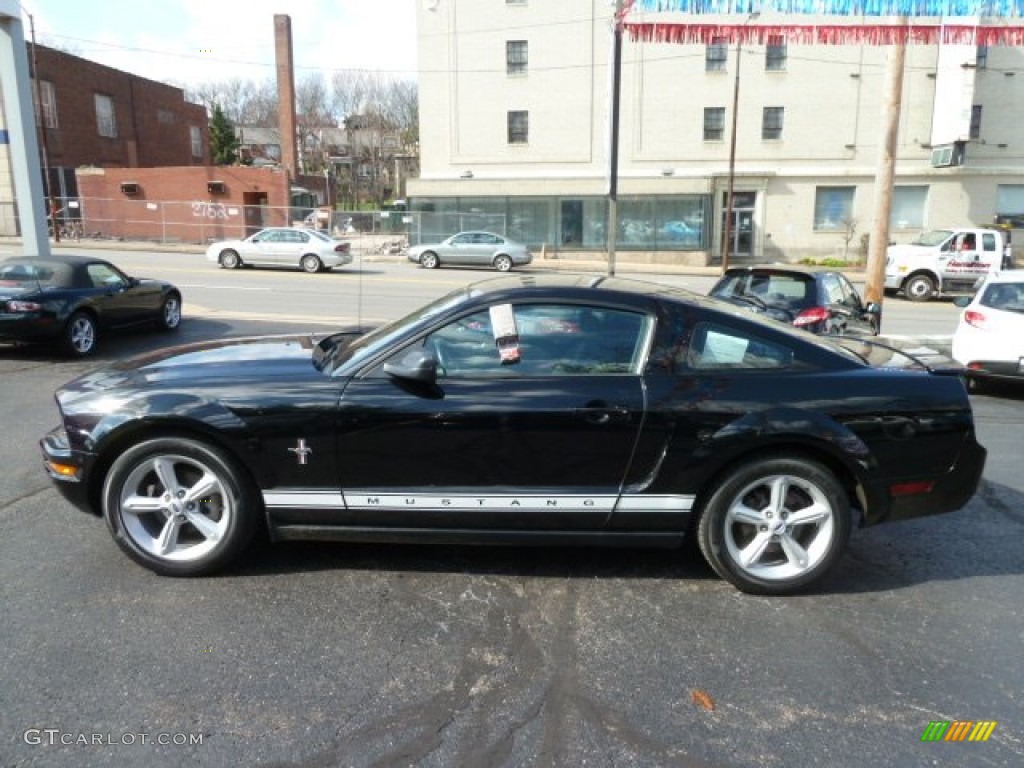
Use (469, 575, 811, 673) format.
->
(687, 322, 794, 370)
(422, 304, 648, 378)
(86, 263, 125, 289)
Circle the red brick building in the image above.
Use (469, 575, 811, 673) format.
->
(75, 166, 297, 243)
(31, 43, 210, 193)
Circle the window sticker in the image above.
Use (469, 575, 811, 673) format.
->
(489, 304, 521, 364)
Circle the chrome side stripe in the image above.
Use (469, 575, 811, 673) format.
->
(263, 490, 344, 508)
(262, 490, 694, 512)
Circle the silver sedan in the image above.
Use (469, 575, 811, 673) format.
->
(406, 231, 532, 271)
(206, 227, 353, 273)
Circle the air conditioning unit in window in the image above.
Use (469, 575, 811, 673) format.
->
(930, 141, 965, 168)
(120, 182, 140, 195)
(207, 181, 227, 194)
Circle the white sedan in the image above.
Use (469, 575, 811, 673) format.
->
(952, 270, 1024, 388)
(206, 227, 353, 273)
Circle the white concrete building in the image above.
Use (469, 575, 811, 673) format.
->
(407, 2, 1024, 265)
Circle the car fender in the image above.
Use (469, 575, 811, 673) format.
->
(75, 392, 251, 454)
(683, 406, 876, 516)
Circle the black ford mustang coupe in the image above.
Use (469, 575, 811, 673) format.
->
(41, 275, 985, 594)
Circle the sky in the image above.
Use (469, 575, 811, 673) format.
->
(19, 0, 418, 89)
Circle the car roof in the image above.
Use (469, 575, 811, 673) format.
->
(1, 253, 104, 267)
(722, 265, 836, 279)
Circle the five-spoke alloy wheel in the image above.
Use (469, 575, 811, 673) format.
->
(63, 311, 97, 357)
(420, 252, 439, 269)
(697, 456, 851, 595)
(158, 294, 182, 331)
(102, 438, 257, 576)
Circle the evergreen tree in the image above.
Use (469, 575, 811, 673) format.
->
(208, 103, 242, 165)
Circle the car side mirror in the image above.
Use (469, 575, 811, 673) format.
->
(864, 301, 881, 315)
(383, 348, 438, 384)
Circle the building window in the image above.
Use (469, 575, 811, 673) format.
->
(970, 105, 982, 139)
(34, 80, 59, 129)
(157, 109, 175, 125)
(703, 107, 725, 141)
(508, 110, 528, 144)
(762, 107, 784, 140)
(891, 186, 928, 229)
(190, 125, 203, 158)
(766, 36, 787, 71)
(506, 40, 528, 75)
(95, 93, 117, 138)
(706, 37, 728, 72)
(814, 186, 855, 231)
(976, 45, 988, 69)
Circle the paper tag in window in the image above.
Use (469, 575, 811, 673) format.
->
(490, 304, 521, 365)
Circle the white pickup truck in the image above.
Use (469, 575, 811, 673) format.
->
(884, 227, 1009, 302)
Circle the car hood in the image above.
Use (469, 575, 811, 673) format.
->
(886, 243, 936, 258)
(57, 335, 327, 399)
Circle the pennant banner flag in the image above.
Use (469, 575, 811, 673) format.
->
(624, 21, 1024, 45)
(633, 1, 1023, 16)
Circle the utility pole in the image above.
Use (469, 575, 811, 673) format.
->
(721, 36, 742, 273)
(864, 20, 907, 330)
(29, 14, 58, 242)
(606, 0, 625, 277)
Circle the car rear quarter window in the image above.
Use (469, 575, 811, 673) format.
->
(687, 322, 794, 370)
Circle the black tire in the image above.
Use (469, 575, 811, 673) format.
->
(493, 254, 513, 272)
(420, 251, 440, 269)
(696, 456, 851, 595)
(63, 311, 97, 357)
(157, 293, 182, 332)
(903, 274, 935, 303)
(101, 437, 258, 576)
(300, 254, 323, 273)
(218, 250, 241, 269)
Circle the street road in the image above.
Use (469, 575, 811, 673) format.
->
(1, 246, 1021, 768)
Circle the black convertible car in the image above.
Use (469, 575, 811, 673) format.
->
(0, 254, 181, 356)
(710, 266, 880, 336)
(41, 275, 985, 594)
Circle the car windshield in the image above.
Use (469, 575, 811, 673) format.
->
(0, 260, 72, 290)
(912, 230, 953, 247)
(320, 286, 472, 374)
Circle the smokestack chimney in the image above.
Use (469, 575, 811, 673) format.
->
(274, 14, 298, 180)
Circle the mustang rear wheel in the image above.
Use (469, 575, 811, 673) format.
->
(696, 456, 851, 595)
(102, 438, 257, 576)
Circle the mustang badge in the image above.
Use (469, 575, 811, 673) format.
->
(288, 438, 312, 465)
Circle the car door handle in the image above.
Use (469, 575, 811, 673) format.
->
(574, 404, 631, 425)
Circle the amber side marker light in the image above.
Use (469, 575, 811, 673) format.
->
(889, 480, 935, 497)
(45, 461, 80, 479)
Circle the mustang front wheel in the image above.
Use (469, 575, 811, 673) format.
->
(101, 438, 257, 576)
(158, 294, 182, 331)
(696, 456, 851, 595)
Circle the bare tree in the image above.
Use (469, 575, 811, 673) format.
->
(840, 217, 859, 262)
